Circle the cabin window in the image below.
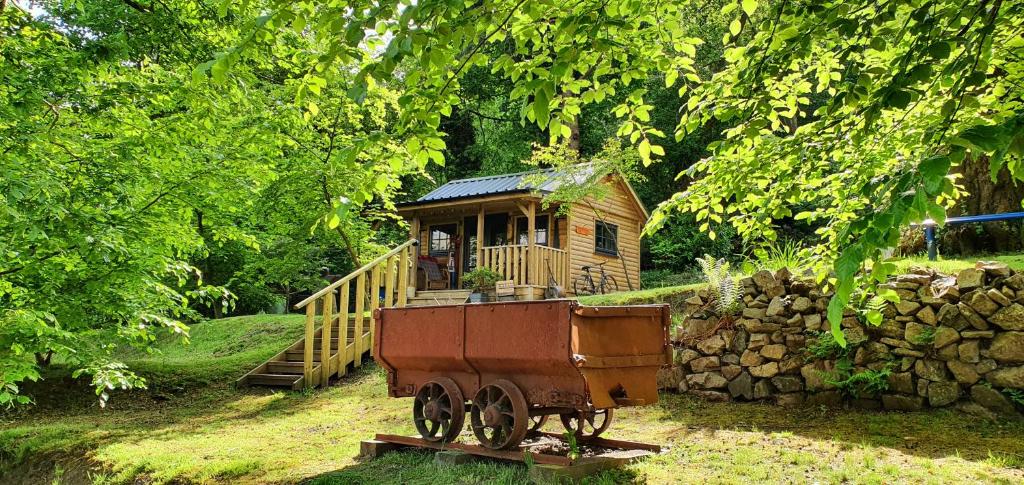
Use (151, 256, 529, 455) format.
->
(428, 223, 458, 256)
(516, 215, 549, 246)
(594, 221, 618, 256)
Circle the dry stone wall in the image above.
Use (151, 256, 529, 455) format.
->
(656, 262, 1024, 417)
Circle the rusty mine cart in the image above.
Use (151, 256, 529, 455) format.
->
(373, 300, 671, 450)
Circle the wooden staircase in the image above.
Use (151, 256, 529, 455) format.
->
(237, 239, 418, 390)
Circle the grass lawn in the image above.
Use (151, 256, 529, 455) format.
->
(889, 253, 1024, 275)
(3, 314, 1024, 484)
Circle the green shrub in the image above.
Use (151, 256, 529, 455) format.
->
(647, 217, 736, 272)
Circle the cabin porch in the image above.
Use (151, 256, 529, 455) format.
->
(399, 194, 571, 298)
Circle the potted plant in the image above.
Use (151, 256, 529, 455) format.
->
(463, 267, 502, 303)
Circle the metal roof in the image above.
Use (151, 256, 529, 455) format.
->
(400, 167, 568, 206)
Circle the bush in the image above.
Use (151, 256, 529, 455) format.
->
(646, 217, 736, 272)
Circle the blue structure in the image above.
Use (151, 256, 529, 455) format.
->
(921, 211, 1024, 260)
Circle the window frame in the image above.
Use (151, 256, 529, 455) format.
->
(594, 220, 619, 257)
(428, 223, 459, 257)
(514, 214, 551, 247)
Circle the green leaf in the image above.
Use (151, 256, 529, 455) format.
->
(741, 0, 757, 16)
(884, 90, 911, 109)
(729, 18, 742, 36)
(534, 89, 550, 129)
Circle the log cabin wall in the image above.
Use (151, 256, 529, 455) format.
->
(567, 178, 644, 294)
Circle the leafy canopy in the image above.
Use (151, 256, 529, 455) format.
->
(0, 1, 418, 406)
(224, 0, 1024, 343)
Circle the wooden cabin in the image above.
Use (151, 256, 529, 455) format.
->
(397, 167, 648, 302)
(239, 166, 649, 390)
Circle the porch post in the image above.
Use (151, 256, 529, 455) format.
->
(408, 216, 420, 293)
(527, 201, 536, 285)
(476, 206, 485, 270)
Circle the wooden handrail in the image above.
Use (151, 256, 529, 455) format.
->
(294, 239, 419, 309)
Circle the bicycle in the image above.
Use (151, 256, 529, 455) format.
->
(572, 261, 619, 295)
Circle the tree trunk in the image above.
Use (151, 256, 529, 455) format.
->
(940, 155, 1024, 255)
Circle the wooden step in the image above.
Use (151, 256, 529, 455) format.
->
(311, 337, 340, 349)
(266, 361, 305, 374)
(245, 373, 302, 387)
(285, 350, 327, 362)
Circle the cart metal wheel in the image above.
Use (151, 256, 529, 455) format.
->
(560, 409, 613, 438)
(412, 377, 465, 443)
(470, 379, 529, 449)
(528, 414, 548, 433)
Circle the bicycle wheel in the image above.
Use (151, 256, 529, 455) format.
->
(573, 275, 593, 296)
(599, 275, 618, 294)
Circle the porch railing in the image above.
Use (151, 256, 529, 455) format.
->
(480, 244, 568, 289)
(292, 238, 417, 388)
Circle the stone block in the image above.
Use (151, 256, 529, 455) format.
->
(740, 320, 781, 333)
(915, 305, 937, 325)
(750, 362, 780, 378)
(675, 348, 701, 365)
(801, 361, 835, 391)
(689, 356, 721, 373)
(686, 371, 729, 389)
(986, 366, 1024, 389)
(966, 291, 999, 317)
(690, 390, 730, 402)
(989, 332, 1024, 363)
(759, 344, 787, 361)
(882, 394, 924, 411)
(728, 371, 754, 400)
(747, 333, 770, 350)
(740, 349, 763, 367)
(927, 381, 960, 407)
(977, 261, 1012, 278)
(360, 439, 404, 459)
(896, 300, 921, 315)
(971, 384, 1020, 415)
(771, 375, 804, 393)
(933, 326, 961, 349)
(696, 334, 727, 355)
(958, 340, 981, 363)
(779, 357, 803, 375)
(987, 288, 1012, 307)
(893, 348, 926, 358)
(722, 353, 740, 365)
(722, 364, 742, 381)
(957, 268, 985, 291)
(959, 330, 994, 339)
(802, 313, 822, 332)
(887, 372, 915, 394)
(753, 379, 774, 399)
(435, 450, 477, 465)
(989, 304, 1024, 331)
(914, 359, 947, 382)
(947, 360, 980, 385)
(905, 322, 930, 345)
(957, 303, 989, 330)
(766, 296, 787, 317)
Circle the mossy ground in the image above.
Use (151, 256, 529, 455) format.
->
(3, 254, 1024, 484)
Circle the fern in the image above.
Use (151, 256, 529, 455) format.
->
(696, 254, 741, 316)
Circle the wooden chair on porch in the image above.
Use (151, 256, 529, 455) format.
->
(416, 256, 450, 290)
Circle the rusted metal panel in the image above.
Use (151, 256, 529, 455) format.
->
(374, 305, 478, 398)
(464, 301, 586, 408)
(374, 300, 669, 411)
(571, 304, 670, 409)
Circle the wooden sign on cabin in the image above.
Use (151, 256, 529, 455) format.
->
(495, 280, 515, 297)
(574, 225, 592, 235)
